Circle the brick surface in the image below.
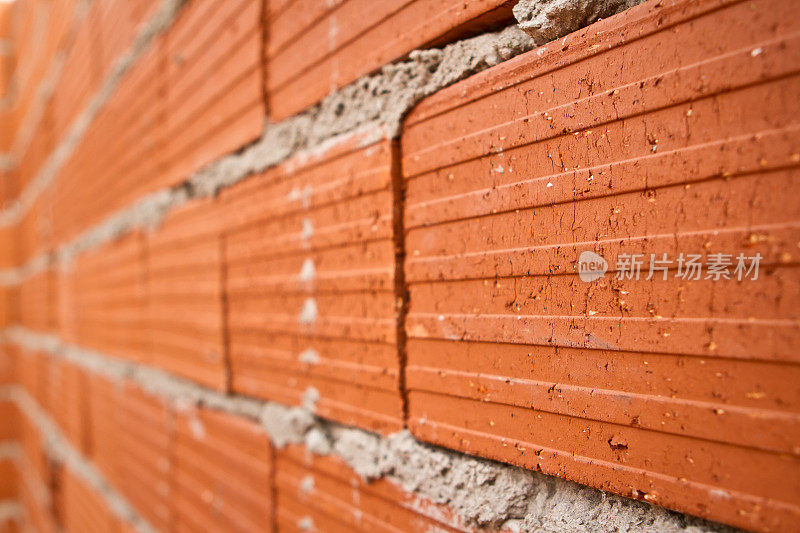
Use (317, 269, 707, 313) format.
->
(162, 0, 264, 188)
(86, 373, 121, 483)
(52, 38, 167, 245)
(114, 382, 174, 531)
(275, 444, 470, 532)
(0, 399, 17, 442)
(61, 467, 123, 533)
(43, 358, 89, 454)
(16, 348, 47, 408)
(173, 406, 273, 532)
(50, 3, 103, 145)
(18, 269, 55, 333)
(70, 233, 148, 363)
(146, 199, 228, 390)
(222, 138, 404, 434)
(0, 458, 18, 501)
(265, 0, 515, 121)
(401, 0, 800, 531)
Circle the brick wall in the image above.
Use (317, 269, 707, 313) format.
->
(0, 0, 797, 532)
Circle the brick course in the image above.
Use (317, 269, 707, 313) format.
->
(0, 0, 798, 531)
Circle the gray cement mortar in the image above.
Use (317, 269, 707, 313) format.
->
(513, 0, 645, 45)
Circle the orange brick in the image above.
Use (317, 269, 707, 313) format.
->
(43, 358, 89, 454)
(86, 373, 120, 484)
(18, 463, 58, 533)
(50, 3, 104, 145)
(114, 382, 173, 531)
(162, 0, 264, 188)
(400, 1, 800, 531)
(265, 0, 515, 120)
(173, 406, 273, 532)
(275, 444, 471, 532)
(0, 400, 18, 442)
(51, 36, 167, 246)
(146, 199, 228, 390)
(16, 348, 47, 408)
(222, 137, 404, 434)
(61, 467, 123, 533)
(96, 0, 161, 81)
(18, 268, 56, 333)
(0, 342, 16, 384)
(71, 233, 148, 363)
(0, 458, 18, 501)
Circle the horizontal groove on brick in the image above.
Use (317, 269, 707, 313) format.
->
(400, 0, 800, 531)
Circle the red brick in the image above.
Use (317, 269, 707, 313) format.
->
(0, 400, 18, 442)
(50, 2, 104, 145)
(18, 412, 55, 501)
(18, 268, 56, 333)
(265, 0, 515, 121)
(17, 463, 58, 533)
(0, 343, 16, 385)
(51, 37, 167, 245)
(275, 444, 471, 532)
(0, 458, 18, 501)
(86, 373, 120, 484)
(70, 233, 148, 363)
(61, 467, 123, 533)
(162, 0, 264, 187)
(96, 0, 161, 81)
(222, 137, 404, 434)
(43, 358, 89, 454)
(114, 382, 173, 531)
(146, 199, 228, 390)
(173, 406, 273, 532)
(9, 0, 80, 160)
(16, 348, 47, 408)
(401, 1, 800, 531)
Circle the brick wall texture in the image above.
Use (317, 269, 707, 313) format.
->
(0, 0, 798, 532)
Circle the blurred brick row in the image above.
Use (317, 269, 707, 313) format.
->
(2, 345, 470, 533)
(0, 0, 799, 532)
(2, 0, 525, 256)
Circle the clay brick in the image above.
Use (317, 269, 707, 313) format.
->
(173, 406, 273, 532)
(18, 412, 54, 500)
(265, 0, 515, 121)
(43, 358, 89, 454)
(71, 233, 148, 363)
(16, 348, 47, 408)
(86, 373, 120, 484)
(114, 382, 173, 531)
(17, 463, 58, 533)
(50, 3, 104, 145)
(0, 343, 16, 385)
(400, 1, 800, 531)
(274, 444, 471, 532)
(0, 399, 17, 442)
(18, 268, 55, 333)
(0, 458, 18, 501)
(162, 0, 264, 187)
(61, 467, 123, 533)
(222, 137, 404, 434)
(146, 199, 228, 390)
(96, 0, 161, 80)
(51, 37, 167, 245)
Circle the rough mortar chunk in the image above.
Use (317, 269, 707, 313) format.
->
(513, 0, 645, 45)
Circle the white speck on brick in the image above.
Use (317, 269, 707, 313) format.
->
(299, 298, 318, 325)
(300, 258, 316, 283)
